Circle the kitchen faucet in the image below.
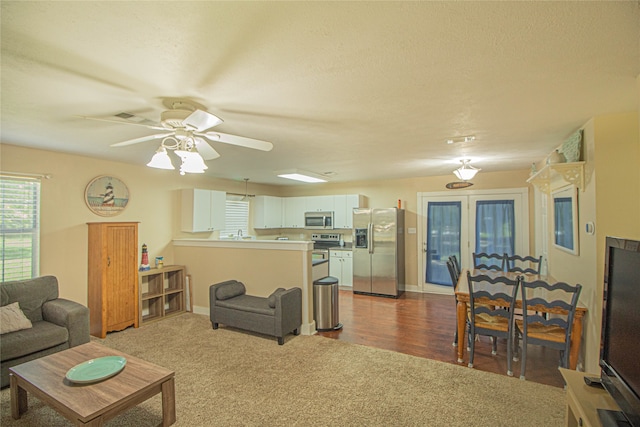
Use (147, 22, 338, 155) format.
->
(236, 229, 243, 240)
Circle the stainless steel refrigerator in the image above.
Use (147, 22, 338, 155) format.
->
(352, 208, 405, 297)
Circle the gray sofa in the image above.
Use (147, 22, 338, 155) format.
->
(209, 280, 302, 345)
(0, 276, 90, 388)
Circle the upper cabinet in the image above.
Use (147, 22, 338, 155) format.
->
(306, 195, 335, 212)
(334, 195, 367, 229)
(181, 189, 226, 232)
(283, 197, 306, 228)
(250, 193, 367, 230)
(253, 195, 283, 229)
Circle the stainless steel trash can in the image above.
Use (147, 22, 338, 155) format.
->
(313, 276, 343, 331)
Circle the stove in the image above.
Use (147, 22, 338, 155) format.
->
(311, 233, 342, 250)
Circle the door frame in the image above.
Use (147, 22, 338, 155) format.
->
(416, 187, 529, 295)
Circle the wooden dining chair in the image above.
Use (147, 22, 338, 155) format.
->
(466, 272, 520, 376)
(448, 255, 461, 276)
(472, 252, 507, 271)
(513, 279, 582, 380)
(446, 259, 461, 346)
(506, 255, 543, 274)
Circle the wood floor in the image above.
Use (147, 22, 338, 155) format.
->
(317, 289, 566, 388)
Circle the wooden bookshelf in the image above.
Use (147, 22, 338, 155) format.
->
(138, 265, 186, 325)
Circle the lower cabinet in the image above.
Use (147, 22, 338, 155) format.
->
(329, 250, 353, 287)
(138, 265, 186, 325)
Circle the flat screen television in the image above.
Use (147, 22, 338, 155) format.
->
(600, 236, 640, 427)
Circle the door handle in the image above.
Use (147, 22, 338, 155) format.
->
(368, 223, 374, 254)
(107, 256, 111, 267)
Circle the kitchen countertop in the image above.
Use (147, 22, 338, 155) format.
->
(328, 244, 352, 251)
(173, 238, 312, 251)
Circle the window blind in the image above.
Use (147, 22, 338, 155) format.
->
(220, 199, 249, 238)
(0, 176, 41, 281)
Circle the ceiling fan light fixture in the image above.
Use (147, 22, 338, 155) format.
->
(146, 146, 175, 170)
(453, 159, 480, 181)
(175, 150, 208, 175)
(276, 169, 328, 183)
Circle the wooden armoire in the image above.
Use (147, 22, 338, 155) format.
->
(87, 222, 139, 338)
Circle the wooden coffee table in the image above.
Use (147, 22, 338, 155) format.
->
(9, 342, 176, 426)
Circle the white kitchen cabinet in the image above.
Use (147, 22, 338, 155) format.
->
(329, 250, 353, 287)
(333, 194, 367, 229)
(181, 189, 226, 232)
(253, 195, 283, 229)
(306, 195, 334, 212)
(283, 196, 306, 228)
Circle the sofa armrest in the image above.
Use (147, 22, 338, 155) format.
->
(42, 299, 90, 347)
(209, 280, 245, 323)
(274, 287, 302, 336)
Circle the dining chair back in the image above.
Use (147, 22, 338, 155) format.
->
(506, 255, 543, 275)
(514, 279, 582, 380)
(449, 255, 461, 276)
(466, 272, 520, 376)
(447, 259, 460, 346)
(472, 252, 507, 271)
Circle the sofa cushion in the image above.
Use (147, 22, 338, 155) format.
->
(215, 281, 246, 300)
(267, 288, 286, 308)
(216, 294, 275, 316)
(1, 276, 59, 322)
(0, 320, 68, 361)
(0, 302, 33, 334)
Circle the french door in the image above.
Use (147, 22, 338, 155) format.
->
(418, 188, 529, 294)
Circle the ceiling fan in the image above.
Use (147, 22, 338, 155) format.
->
(81, 99, 273, 175)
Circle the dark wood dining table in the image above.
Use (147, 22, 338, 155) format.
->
(454, 268, 587, 370)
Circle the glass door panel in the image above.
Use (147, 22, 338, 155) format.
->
(426, 201, 461, 286)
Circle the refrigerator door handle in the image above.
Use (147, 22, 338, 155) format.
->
(368, 223, 374, 254)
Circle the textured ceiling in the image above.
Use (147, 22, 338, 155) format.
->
(1, 1, 638, 185)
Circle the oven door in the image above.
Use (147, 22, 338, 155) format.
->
(312, 249, 329, 261)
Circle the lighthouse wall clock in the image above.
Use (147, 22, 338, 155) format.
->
(84, 175, 130, 216)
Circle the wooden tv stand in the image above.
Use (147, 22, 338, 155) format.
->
(560, 368, 621, 427)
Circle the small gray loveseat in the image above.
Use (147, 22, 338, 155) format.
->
(0, 276, 90, 388)
(209, 280, 301, 345)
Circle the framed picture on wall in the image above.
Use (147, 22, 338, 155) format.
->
(85, 175, 130, 216)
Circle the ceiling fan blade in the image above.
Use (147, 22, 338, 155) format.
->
(111, 133, 174, 147)
(183, 109, 224, 132)
(200, 132, 273, 152)
(194, 137, 221, 160)
(77, 115, 165, 131)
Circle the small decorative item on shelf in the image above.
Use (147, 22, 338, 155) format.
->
(560, 130, 583, 163)
(546, 149, 565, 165)
(155, 256, 164, 269)
(139, 243, 150, 271)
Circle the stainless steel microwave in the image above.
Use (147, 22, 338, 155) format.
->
(304, 211, 334, 229)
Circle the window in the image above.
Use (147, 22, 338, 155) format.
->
(475, 200, 515, 256)
(220, 199, 249, 238)
(0, 176, 41, 281)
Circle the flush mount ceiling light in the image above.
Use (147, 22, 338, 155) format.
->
(446, 135, 476, 145)
(453, 159, 480, 181)
(276, 169, 328, 183)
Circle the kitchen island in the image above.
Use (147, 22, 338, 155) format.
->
(173, 238, 317, 335)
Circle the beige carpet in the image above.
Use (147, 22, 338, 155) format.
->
(1, 313, 565, 426)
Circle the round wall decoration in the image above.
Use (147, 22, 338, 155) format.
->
(85, 175, 130, 216)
